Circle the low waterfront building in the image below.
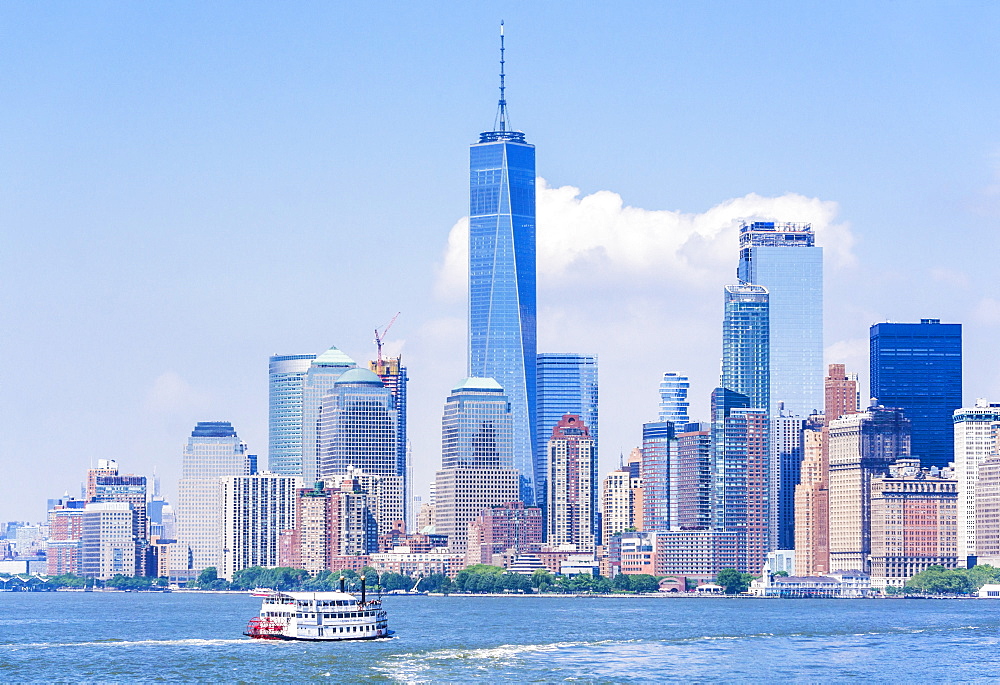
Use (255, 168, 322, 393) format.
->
(607, 530, 740, 579)
(379, 520, 448, 554)
(749, 570, 871, 598)
(367, 546, 466, 579)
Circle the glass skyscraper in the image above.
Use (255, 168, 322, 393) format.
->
(535, 353, 598, 512)
(301, 346, 357, 482)
(721, 284, 770, 412)
(469, 34, 537, 504)
(268, 354, 316, 475)
(317, 368, 399, 479)
(658, 372, 690, 424)
(441, 378, 514, 469)
(641, 421, 675, 533)
(737, 221, 823, 417)
(870, 319, 962, 469)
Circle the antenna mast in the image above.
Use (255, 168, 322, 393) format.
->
(497, 21, 508, 132)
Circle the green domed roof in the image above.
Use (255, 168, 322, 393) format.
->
(335, 367, 385, 386)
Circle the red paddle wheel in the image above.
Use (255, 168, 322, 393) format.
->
(244, 616, 286, 640)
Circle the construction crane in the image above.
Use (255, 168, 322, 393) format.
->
(374, 312, 400, 366)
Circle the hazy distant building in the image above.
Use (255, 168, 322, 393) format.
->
(546, 415, 596, 551)
(953, 400, 1000, 566)
(268, 353, 316, 475)
(871, 319, 962, 468)
(175, 421, 252, 575)
(218, 473, 300, 581)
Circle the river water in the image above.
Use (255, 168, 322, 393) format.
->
(1, 592, 998, 681)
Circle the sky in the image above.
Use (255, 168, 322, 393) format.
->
(3, 1, 1000, 522)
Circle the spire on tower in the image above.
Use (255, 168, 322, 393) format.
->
(480, 21, 526, 143)
(495, 20, 509, 132)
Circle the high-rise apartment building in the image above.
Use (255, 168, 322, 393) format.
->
(88, 471, 148, 544)
(219, 474, 301, 580)
(435, 378, 520, 553)
(869, 458, 957, 588)
(828, 406, 910, 572)
(175, 421, 252, 575)
(953, 400, 1000, 566)
(80, 502, 137, 579)
(771, 411, 804, 550)
(658, 373, 691, 424)
(722, 284, 770, 412)
(301, 347, 357, 482)
(465, 501, 543, 566)
(736, 221, 823, 417)
(268, 353, 316, 475)
(710, 387, 751, 532)
(675, 423, 713, 530)
(601, 467, 636, 543)
(793, 420, 827, 576)
(976, 456, 1000, 567)
(47, 499, 85, 576)
(546, 415, 596, 551)
(370, 355, 409, 521)
(468, 31, 538, 504)
(725, 408, 770, 573)
(796, 364, 860, 575)
(535, 353, 598, 515)
(870, 319, 962, 468)
(641, 421, 675, 533)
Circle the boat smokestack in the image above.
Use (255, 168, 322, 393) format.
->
(361, 575, 366, 604)
(339, 576, 345, 593)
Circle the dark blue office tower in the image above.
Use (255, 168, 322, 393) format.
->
(469, 24, 537, 504)
(870, 319, 962, 469)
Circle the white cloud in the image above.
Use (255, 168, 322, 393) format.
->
(930, 267, 971, 289)
(436, 179, 855, 299)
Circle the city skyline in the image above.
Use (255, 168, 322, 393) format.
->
(4, 4, 1000, 521)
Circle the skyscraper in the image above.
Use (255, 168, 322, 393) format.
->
(771, 411, 804, 550)
(870, 319, 962, 468)
(737, 221, 823, 417)
(434, 378, 520, 553)
(268, 353, 316, 475)
(641, 421, 675, 533)
(535, 353, 598, 513)
(546, 415, 596, 551)
(301, 346, 357, 482)
(219, 473, 301, 581)
(175, 421, 251, 576)
(658, 373, 691, 424)
(828, 406, 910, 572)
(675, 423, 713, 530)
(721, 284, 770, 412)
(953, 400, 1000, 566)
(370, 355, 409, 521)
(469, 27, 537, 504)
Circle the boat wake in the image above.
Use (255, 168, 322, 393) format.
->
(0, 638, 260, 650)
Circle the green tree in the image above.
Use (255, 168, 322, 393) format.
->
(612, 573, 633, 593)
(530, 569, 555, 592)
(715, 568, 753, 594)
(630, 574, 660, 593)
(195, 567, 230, 590)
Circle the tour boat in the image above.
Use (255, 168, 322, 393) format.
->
(249, 587, 275, 597)
(244, 577, 390, 641)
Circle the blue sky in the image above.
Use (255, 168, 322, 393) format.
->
(3, 2, 999, 521)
